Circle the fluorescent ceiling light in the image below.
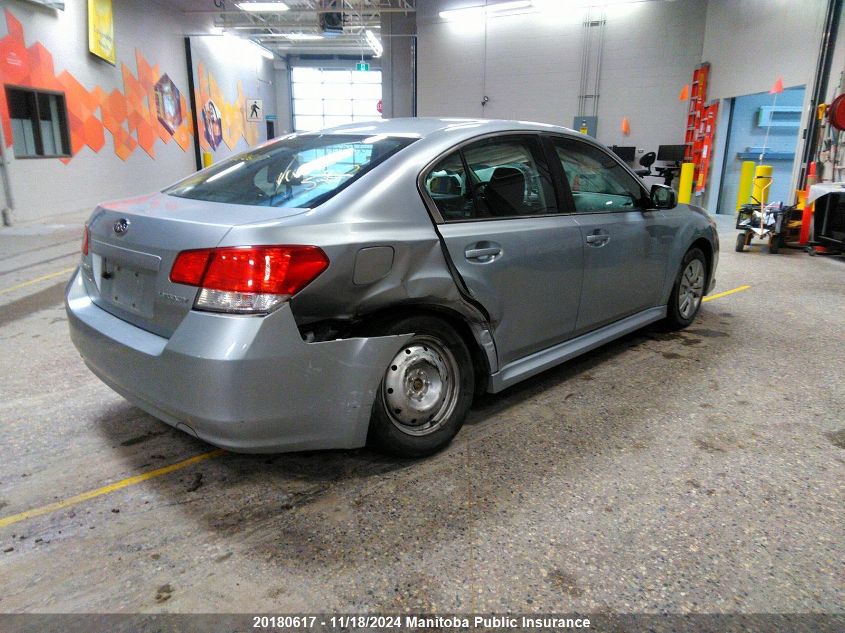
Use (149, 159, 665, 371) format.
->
(236, 2, 289, 12)
(365, 29, 383, 58)
(439, 0, 531, 20)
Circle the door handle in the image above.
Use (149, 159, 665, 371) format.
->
(465, 244, 502, 261)
(585, 230, 610, 247)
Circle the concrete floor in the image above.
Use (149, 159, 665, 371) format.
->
(0, 214, 842, 614)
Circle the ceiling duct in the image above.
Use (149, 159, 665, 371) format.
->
(318, 0, 344, 38)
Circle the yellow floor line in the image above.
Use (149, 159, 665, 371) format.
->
(0, 449, 224, 529)
(0, 266, 76, 296)
(703, 284, 751, 302)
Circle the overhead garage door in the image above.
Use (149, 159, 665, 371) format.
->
(291, 67, 382, 132)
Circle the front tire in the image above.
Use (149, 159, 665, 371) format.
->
(665, 247, 707, 329)
(368, 316, 474, 457)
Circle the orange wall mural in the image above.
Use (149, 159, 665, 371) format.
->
(0, 8, 192, 162)
(194, 61, 259, 153)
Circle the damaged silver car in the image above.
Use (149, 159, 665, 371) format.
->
(66, 118, 719, 457)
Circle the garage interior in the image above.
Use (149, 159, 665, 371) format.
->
(0, 0, 843, 629)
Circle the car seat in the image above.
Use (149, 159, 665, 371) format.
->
(485, 167, 526, 216)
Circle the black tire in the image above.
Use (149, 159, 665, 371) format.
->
(665, 247, 707, 330)
(769, 235, 780, 254)
(368, 316, 474, 458)
(735, 232, 746, 253)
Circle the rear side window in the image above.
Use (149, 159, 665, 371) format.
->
(166, 134, 415, 208)
(552, 139, 645, 212)
(423, 152, 472, 221)
(423, 135, 557, 221)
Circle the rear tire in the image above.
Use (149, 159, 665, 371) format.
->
(665, 247, 707, 330)
(368, 316, 474, 458)
(735, 232, 746, 252)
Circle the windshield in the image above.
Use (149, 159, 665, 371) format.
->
(164, 134, 416, 208)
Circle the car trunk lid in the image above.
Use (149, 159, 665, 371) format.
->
(83, 192, 308, 337)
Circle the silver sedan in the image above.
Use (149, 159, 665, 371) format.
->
(66, 118, 719, 457)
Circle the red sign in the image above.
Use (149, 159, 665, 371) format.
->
(376, 99, 383, 114)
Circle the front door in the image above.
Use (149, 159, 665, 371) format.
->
(548, 137, 674, 334)
(424, 134, 583, 367)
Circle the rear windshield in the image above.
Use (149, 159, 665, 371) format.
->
(164, 134, 416, 208)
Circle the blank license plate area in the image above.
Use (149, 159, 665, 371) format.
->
(101, 261, 155, 317)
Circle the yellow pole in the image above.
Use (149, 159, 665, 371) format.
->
(751, 165, 773, 206)
(202, 151, 213, 168)
(677, 162, 694, 204)
(736, 161, 755, 210)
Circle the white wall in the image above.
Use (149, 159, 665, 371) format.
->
(417, 0, 706, 154)
(702, 0, 827, 101)
(700, 0, 828, 210)
(0, 0, 209, 223)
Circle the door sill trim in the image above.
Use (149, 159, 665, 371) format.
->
(488, 305, 666, 393)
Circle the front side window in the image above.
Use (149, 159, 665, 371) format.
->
(553, 139, 645, 212)
(165, 134, 415, 208)
(424, 135, 557, 221)
(6, 87, 70, 158)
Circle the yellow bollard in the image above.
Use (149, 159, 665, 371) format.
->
(202, 151, 213, 168)
(751, 165, 773, 206)
(677, 162, 694, 204)
(736, 161, 755, 210)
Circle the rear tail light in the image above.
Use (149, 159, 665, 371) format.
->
(170, 245, 329, 313)
(81, 225, 89, 256)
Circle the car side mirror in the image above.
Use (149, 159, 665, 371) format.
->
(650, 184, 677, 209)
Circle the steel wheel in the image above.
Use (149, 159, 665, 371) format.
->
(678, 258, 705, 319)
(381, 335, 461, 437)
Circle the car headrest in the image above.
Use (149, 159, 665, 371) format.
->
(429, 175, 461, 195)
(486, 167, 526, 215)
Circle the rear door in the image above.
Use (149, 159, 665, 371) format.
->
(547, 136, 675, 334)
(425, 134, 583, 367)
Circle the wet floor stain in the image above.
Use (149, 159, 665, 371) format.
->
(686, 328, 729, 338)
(826, 429, 845, 449)
(662, 352, 683, 359)
(186, 472, 203, 493)
(548, 570, 584, 597)
(0, 500, 8, 511)
(154, 583, 173, 603)
(695, 437, 727, 453)
(119, 430, 167, 447)
(682, 338, 703, 346)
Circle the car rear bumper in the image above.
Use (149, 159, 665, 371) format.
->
(65, 269, 410, 453)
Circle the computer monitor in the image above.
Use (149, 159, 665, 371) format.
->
(610, 145, 636, 162)
(657, 144, 687, 163)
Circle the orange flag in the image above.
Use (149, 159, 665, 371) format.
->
(621, 117, 630, 136)
(770, 77, 784, 94)
(679, 84, 690, 101)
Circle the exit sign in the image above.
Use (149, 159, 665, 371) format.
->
(356, 62, 369, 71)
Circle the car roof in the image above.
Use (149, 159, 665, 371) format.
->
(302, 117, 577, 139)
